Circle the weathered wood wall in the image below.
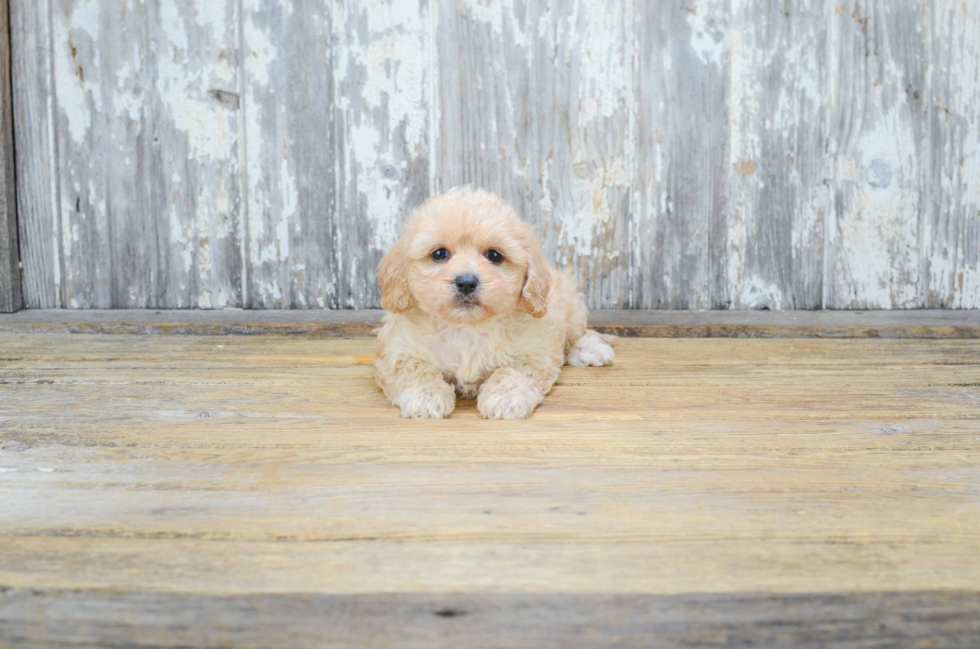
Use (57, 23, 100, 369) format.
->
(9, 0, 980, 309)
(0, 0, 21, 313)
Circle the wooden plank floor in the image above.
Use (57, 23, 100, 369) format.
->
(1, 332, 979, 647)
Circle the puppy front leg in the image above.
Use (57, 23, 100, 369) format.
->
(477, 364, 560, 420)
(376, 357, 456, 419)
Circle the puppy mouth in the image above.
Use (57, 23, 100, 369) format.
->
(453, 294, 481, 309)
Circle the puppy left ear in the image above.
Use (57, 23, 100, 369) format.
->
(520, 233, 551, 318)
(377, 238, 415, 313)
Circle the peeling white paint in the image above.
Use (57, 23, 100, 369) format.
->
(242, 8, 277, 87)
(739, 278, 785, 310)
(160, 0, 188, 55)
(686, 0, 728, 68)
(112, 60, 143, 122)
(157, 1, 237, 162)
(24, 0, 980, 310)
(561, 159, 628, 259)
(726, 2, 826, 308)
(54, 0, 103, 145)
(927, 0, 980, 308)
(336, 0, 430, 256)
(241, 2, 280, 304)
(465, 0, 504, 37)
(350, 123, 401, 250)
(275, 201, 291, 262)
(834, 105, 922, 308)
(569, 0, 629, 127)
(170, 207, 194, 273)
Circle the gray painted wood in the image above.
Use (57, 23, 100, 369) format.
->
(825, 0, 929, 309)
(241, 0, 336, 309)
(632, 0, 731, 309)
(46, 0, 243, 309)
(10, 0, 980, 309)
(331, 0, 433, 309)
(142, 0, 244, 309)
(726, 1, 827, 309)
(242, 0, 430, 309)
(0, 0, 20, 313)
(10, 0, 60, 308)
(437, 0, 632, 309)
(52, 0, 135, 308)
(2, 589, 979, 649)
(926, 0, 980, 308)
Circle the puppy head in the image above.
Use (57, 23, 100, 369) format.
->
(377, 187, 551, 324)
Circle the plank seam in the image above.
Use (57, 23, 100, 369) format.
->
(626, 0, 637, 309)
(44, 0, 62, 308)
(820, 0, 834, 310)
(0, 0, 21, 312)
(427, 0, 439, 198)
(236, 0, 249, 309)
(919, 0, 933, 307)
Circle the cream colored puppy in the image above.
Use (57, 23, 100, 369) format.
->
(374, 187, 615, 419)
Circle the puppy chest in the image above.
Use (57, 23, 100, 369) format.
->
(430, 327, 496, 384)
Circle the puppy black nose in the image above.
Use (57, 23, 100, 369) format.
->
(454, 274, 479, 296)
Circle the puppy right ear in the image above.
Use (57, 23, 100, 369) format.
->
(520, 232, 551, 319)
(377, 238, 415, 313)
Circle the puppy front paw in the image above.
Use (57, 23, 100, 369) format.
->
(392, 382, 456, 419)
(566, 329, 615, 367)
(478, 385, 543, 420)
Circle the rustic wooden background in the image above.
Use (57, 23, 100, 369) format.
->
(9, 0, 980, 310)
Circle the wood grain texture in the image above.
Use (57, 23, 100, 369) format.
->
(3, 590, 979, 649)
(241, 0, 336, 309)
(0, 334, 978, 645)
(242, 0, 431, 309)
(437, 0, 632, 309)
(0, 0, 20, 313)
(332, 0, 433, 309)
(46, 0, 243, 308)
(726, 1, 827, 309)
(51, 0, 134, 307)
(10, 0, 980, 309)
(926, 0, 980, 308)
(1, 309, 978, 338)
(10, 0, 60, 308)
(825, 0, 929, 308)
(142, 0, 244, 310)
(632, 0, 730, 309)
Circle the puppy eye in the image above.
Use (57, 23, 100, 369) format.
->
(485, 250, 504, 264)
(431, 248, 450, 261)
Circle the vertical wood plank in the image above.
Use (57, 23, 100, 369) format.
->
(143, 0, 244, 309)
(52, 0, 138, 307)
(50, 0, 242, 308)
(925, 0, 980, 308)
(632, 0, 731, 309)
(825, 0, 929, 309)
(241, 0, 336, 309)
(0, 0, 21, 312)
(243, 0, 430, 310)
(437, 0, 632, 309)
(725, 2, 827, 309)
(10, 0, 60, 308)
(333, 0, 433, 309)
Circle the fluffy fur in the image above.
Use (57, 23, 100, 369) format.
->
(375, 187, 615, 419)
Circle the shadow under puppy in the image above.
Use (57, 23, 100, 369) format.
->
(375, 186, 615, 419)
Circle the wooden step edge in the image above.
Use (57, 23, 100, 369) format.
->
(0, 309, 977, 338)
